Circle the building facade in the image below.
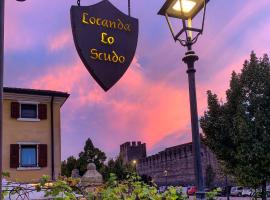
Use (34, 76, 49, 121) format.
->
(122, 141, 225, 187)
(2, 87, 69, 182)
(120, 141, 146, 164)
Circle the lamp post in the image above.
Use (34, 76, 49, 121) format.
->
(158, 0, 209, 199)
(0, 0, 25, 199)
(164, 169, 168, 188)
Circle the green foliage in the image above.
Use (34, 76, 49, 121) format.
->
(206, 188, 221, 200)
(61, 138, 106, 176)
(200, 52, 270, 199)
(89, 173, 189, 200)
(101, 156, 136, 181)
(2, 171, 10, 199)
(2, 171, 10, 178)
(2, 174, 81, 200)
(61, 156, 77, 177)
(37, 175, 80, 200)
(77, 138, 107, 175)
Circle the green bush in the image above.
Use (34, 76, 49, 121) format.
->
(88, 173, 189, 200)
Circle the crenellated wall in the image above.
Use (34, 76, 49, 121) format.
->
(120, 141, 147, 164)
(136, 142, 225, 187)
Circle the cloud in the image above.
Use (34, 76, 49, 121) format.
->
(6, 0, 270, 159)
(30, 60, 86, 93)
(48, 30, 73, 52)
(200, 0, 270, 59)
(28, 57, 195, 158)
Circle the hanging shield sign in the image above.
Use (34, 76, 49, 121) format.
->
(70, 0, 139, 91)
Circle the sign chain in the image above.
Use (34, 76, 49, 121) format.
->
(128, 0, 131, 16)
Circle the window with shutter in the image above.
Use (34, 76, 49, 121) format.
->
(38, 104, 47, 120)
(38, 144, 48, 167)
(20, 145, 37, 167)
(10, 144, 19, 168)
(13, 144, 45, 169)
(11, 102, 48, 121)
(21, 104, 38, 119)
(11, 102, 20, 118)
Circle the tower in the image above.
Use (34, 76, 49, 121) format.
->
(119, 141, 146, 164)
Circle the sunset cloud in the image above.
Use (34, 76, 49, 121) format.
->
(28, 57, 193, 157)
(5, 0, 270, 159)
(48, 30, 73, 52)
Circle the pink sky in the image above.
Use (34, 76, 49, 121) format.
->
(5, 0, 270, 159)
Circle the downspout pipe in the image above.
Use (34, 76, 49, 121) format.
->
(50, 96, 55, 180)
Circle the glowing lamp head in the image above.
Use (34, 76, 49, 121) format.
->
(172, 0, 197, 13)
(132, 160, 137, 165)
(158, 0, 207, 19)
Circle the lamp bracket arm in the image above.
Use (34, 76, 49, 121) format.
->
(165, 13, 177, 42)
(201, 0, 207, 34)
(191, 33, 201, 44)
(177, 39, 188, 47)
(174, 29, 185, 41)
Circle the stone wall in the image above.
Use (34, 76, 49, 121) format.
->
(120, 141, 147, 164)
(137, 142, 226, 187)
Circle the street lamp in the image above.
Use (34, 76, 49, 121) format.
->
(132, 159, 137, 169)
(158, 0, 209, 200)
(164, 170, 168, 188)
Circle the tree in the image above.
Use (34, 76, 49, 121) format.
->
(100, 156, 136, 181)
(61, 156, 77, 177)
(200, 52, 270, 200)
(76, 138, 107, 175)
(61, 138, 106, 176)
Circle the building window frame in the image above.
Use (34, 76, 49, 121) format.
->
(17, 101, 40, 122)
(17, 142, 41, 170)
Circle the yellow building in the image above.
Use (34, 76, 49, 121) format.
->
(2, 87, 69, 182)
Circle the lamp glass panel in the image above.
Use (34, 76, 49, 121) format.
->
(172, 0, 196, 14)
(166, 0, 205, 19)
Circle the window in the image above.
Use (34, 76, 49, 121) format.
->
(20, 145, 37, 167)
(10, 144, 47, 169)
(21, 104, 38, 119)
(11, 102, 47, 121)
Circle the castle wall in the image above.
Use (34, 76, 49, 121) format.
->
(137, 142, 225, 187)
(120, 141, 146, 164)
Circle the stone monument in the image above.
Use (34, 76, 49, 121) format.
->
(81, 163, 103, 192)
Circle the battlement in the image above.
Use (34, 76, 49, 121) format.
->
(137, 142, 208, 166)
(120, 141, 147, 163)
(120, 141, 146, 151)
(135, 142, 224, 187)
